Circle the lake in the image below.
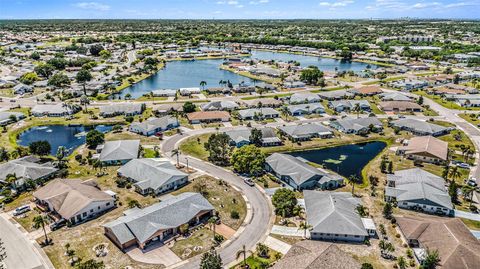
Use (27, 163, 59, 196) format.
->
(117, 50, 377, 98)
(288, 141, 386, 178)
(18, 125, 113, 155)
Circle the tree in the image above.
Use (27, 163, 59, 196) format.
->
(300, 66, 324, 85)
(272, 188, 297, 217)
(353, 103, 361, 119)
(86, 130, 104, 148)
(356, 205, 369, 217)
(249, 128, 262, 147)
(30, 51, 40, 60)
(171, 149, 180, 167)
(29, 141, 51, 156)
(34, 63, 55, 79)
(56, 146, 68, 168)
(200, 80, 207, 90)
(230, 145, 265, 175)
(236, 245, 253, 269)
(361, 263, 374, 269)
(48, 72, 70, 87)
(418, 95, 424, 105)
(182, 101, 196, 113)
(398, 256, 407, 269)
(448, 181, 459, 203)
(128, 199, 141, 208)
(77, 259, 105, 269)
(208, 216, 218, 241)
(204, 133, 231, 165)
(383, 202, 393, 219)
(256, 243, 269, 258)
(89, 44, 104, 56)
(0, 147, 9, 162)
(19, 72, 38, 85)
(99, 49, 112, 59)
(80, 95, 90, 112)
(200, 248, 222, 269)
(421, 249, 440, 269)
(33, 215, 49, 245)
(448, 166, 461, 183)
(298, 221, 312, 239)
(345, 175, 358, 195)
(76, 69, 93, 95)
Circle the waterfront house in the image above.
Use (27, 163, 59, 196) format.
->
(397, 136, 448, 164)
(179, 87, 201, 96)
(390, 119, 450, 136)
(278, 123, 333, 141)
(0, 111, 25, 126)
(31, 103, 76, 117)
(329, 117, 383, 135)
(95, 140, 140, 165)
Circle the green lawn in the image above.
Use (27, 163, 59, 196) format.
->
(179, 133, 211, 160)
(230, 248, 282, 269)
(459, 113, 479, 126)
(170, 227, 215, 260)
(460, 218, 480, 230)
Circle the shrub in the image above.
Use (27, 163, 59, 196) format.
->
(230, 210, 240, 219)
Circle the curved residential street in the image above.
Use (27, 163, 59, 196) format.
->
(161, 132, 273, 269)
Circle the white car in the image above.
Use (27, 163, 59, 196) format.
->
(12, 205, 31, 216)
(243, 178, 255, 187)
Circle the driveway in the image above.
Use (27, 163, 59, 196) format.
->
(454, 210, 480, 221)
(126, 242, 181, 266)
(270, 225, 308, 237)
(264, 236, 291, 254)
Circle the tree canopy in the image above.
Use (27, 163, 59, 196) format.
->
(230, 145, 265, 175)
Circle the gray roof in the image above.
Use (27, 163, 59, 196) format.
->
(266, 153, 324, 186)
(129, 116, 178, 134)
(225, 127, 278, 144)
(330, 117, 382, 132)
(317, 90, 355, 100)
(237, 108, 279, 119)
(379, 92, 412, 101)
(391, 119, 449, 135)
(0, 112, 25, 124)
(99, 103, 143, 115)
(99, 140, 140, 162)
(118, 158, 187, 192)
(0, 156, 57, 183)
(385, 168, 452, 209)
(278, 123, 332, 139)
(304, 190, 368, 236)
(289, 93, 321, 104)
(31, 103, 73, 115)
(329, 100, 370, 110)
(287, 103, 325, 114)
(103, 192, 214, 244)
(201, 101, 238, 111)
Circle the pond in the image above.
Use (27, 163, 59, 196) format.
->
(18, 125, 113, 156)
(288, 141, 386, 178)
(117, 49, 378, 98)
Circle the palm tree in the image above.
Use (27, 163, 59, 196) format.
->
(236, 245, 253, 268)
(353, 103, 361, 118)
(398, 256, 407, 269)
(298, 221, 312, 239)
(449, 166, 461, 184)
(6, 173, 17, 190)
(33, 215, 49, 245)
(200, 81, 207, 90)
(346, 175, 358, 196)
(80, 95, 89, 112)
(462, 185, 475, 208)
(208, 216, 217, 241)
(171, 149, 180, 167)
(422, 249, 440, 269)
(56, 146, 68, 168)
(280, 105, 289, 122)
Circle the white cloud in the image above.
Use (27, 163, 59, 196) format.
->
(74, 2, 110, 11)
(319, 0, 354, 7)
(216, 0, 244, 8)
(250, 0, 269, 4)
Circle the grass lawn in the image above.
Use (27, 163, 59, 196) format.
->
(142, 148, 159, 158)
(269, 233, 305, 245)
(169, 175, 247, 230)
(459, 113, 479, 126)
(170, 227, 215, 260)
(412, 90, 479, 110)
(13, 207, 46, 232)
(230, 248, 281, 269)
(105, 131, 160, 145)
(179, 133, 211, 160)
(2, 191, 34, 211)
(0, 88, 14, 97)
(460, 218, 480, 230)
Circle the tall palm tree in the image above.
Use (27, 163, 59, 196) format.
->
(353, 103, 361, 119)
(208, 216, 217, 241)
(298, 221, 312, 239)
(462, 185, 475, 208)
(449, 166, 461, 184)
(346, 175, 358, 196)
(6, 173, 17, 190)
(171, 149, 180, 167)
(280, 105, 289, 122)
(200, 81, 207, 90)
(80, 95, 89, 112)
(236, 245, 253, 268)
(56, 146, 68, 168)
(33, 215, 49, 245)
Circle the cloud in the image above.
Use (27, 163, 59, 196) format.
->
(319, 0, 354, 7)
(249, 0, 269, 4)
(216, 0, 244, 8)
(74, 2, 110, 11)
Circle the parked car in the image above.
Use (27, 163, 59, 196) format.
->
(50, 219, 67, 231)
(243, 178, 255, 187)
(12, 205, 31, 216)
(457, 163, 470, 169)
(466, 178, 477, 187)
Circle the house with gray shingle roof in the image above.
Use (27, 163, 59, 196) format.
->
(317, 90, 355, 100)
(129, 116, 178, 136)
(390, 119, 450, 136)
(379, 92, 412, 102)
(329, 117, 383, 134)
(99, 103, 145, 117)
(278, 123, 333, 141)
(328, 100, 371, 112)
(0, 111, 25, 126)
(13, 83, 33, 95)
(385, 168, 453, 216)
(304, 190, 370, 242)
(237, 108, 279, 120)
(0, 156, 58, 187)
(266, 153, 343, 190)
(103, 192, 214, 250)
(287, 103, 325, 116)
(95, 140, 140, 165)
(118, 158, 188, 196)
(289, 93, 320, 104)
(224, 127, 281, 147)
(201, 100, 239, 111)
(31, 103, 77, 117)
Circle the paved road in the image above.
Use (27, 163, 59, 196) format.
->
(161, 133, 273, 269)
(0, 213, 53, 269)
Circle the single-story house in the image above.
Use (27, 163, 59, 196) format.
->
(278, 123, 333, 141)
(329, 117, 383, 134)
(304, 190, 372, 242)
(95, 140, 140, 165)
(117, 158, 188, 196)
(328, 100, 371, 112)
(129, 116, 178, 136)
(186, 111, 231, 124)
(287, 103, 325, 116)
(152, 89, 177, 97)
(31, 103, 76, 117)
(379, 101, 423, 112)
(99, 103, 145, 117)
(13, 83, 33, 95)
(289, 93, 320, 104)
(153, 103, 183, 115)
(284, 81, 306, 89)
(0, 111, 25, 126)
(385, 168, 453, 216)
(201, 100, 238, 111)
(179, 87, 201, 96)
(0, 156, 58, 187)
(104, 192, 214, 250)
(272, 241, 360, 269)
(317, 90, 356, 100)
(237, 108, 279, 120)
(379, 92, 412, 102)
(350, 85, 382, 96)
(397, 136, 448, 164)
(225, 127, 281, 147)
(256, 82, 277, 92)
(396, 215, 480, 269)
(34, 178, 115, 224)
(265, 153, 343, 190)
(390, 119, 450, 136)
(242, 98, 282, 108)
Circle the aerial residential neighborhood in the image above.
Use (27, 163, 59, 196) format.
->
(1, 3, 480, 269)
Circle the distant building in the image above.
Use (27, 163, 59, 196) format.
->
(129, 116, 178, 136)
(397, 136, 448, 164)
(224, 127, 281, 147)
(390, 119, 450, 136)
(237, 108, 279, 120)
(329, 117, 383, 134)
(95, 140, 140, 165)
(31, 103, 76, 117)
(278, 123, 333, 141)
(289, 93, 320, 104)
(287, 103, 325, 116)
(186, 111, 230, 124)
(328, 100, 370, 112)
(201, 100, 239, 111)
(378, 101, 423, 112)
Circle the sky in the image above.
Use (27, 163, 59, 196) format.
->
(0, 0, 479, 19)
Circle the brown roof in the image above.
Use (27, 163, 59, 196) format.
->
(396, 215, 480, 269)
(379, 101, 423, 111)
(357, 85, 383, 95)
(272, 241, 360, 269)
(33, 179, 114, 219)
(431, 87, 465, 95)
(186, 111, 230, 121)
(403, 136, 448, 161)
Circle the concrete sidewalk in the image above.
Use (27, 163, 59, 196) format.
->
(271, 225, 309, 237)
(264, 236, 291, 254)
(455, 210, 480, 221)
